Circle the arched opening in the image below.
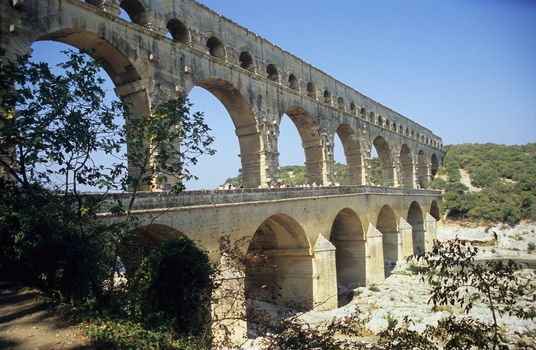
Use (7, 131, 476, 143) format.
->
(399, 144, 414, 188)
(392, 122, 397, 132)
(187, 78, 261, 188)
(359, 107, 366, 119)
(337, 97, 345, 110)
(405, 127, 409, 136)
(33, 29, 148, 190)
(431, 153, 440, 178)
(372, 136, 395, 186)
(417, 150, 428, 188)
(280, 107, 324, 185)
(307, 82, 316, 99)
(377, 205, 398, 278)
(330, 208, 365, 306)
(206, 36, 225, 58)
(385, 119, 390, 129)
(407, 202, 425, 255)
(119, 0, 148, 26)
(288, 74, 299, 90)
(166, 18, 189, 43)
(336, 124, 363, 186)
(239, 51, 255, 71)
(245, 214, 313, 310)
(266, 64, 279, 82)
(323, 90, 331, 104)
(350, 103, 357, 115)
(369, 111, 375, 123)
(378, 115, 383, 127)
(430, 200, 440, 221)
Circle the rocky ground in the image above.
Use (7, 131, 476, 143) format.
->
(245, 222, 536, 349)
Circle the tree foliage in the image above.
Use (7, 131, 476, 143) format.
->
(0, 50, 214, 302)
(438, 143, 536, 224)
(131, 236, 215, 336)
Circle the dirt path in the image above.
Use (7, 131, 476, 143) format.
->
(0, 285, 90, 350)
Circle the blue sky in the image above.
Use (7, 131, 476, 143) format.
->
(31, 0, 536, 190)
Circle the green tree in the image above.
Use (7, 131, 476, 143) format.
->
(0, 50, 214, 302)
(131, 236, 215, 337)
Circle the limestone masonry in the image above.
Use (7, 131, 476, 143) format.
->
(1, 0, 445, 342)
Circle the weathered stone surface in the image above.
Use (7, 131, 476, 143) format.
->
(1, 0, 444, 190)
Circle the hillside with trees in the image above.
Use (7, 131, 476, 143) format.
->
(431, 143, 536, 225)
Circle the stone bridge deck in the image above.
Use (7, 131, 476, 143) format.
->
(103, 186, 441, 211)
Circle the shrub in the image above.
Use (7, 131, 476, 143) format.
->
(86, 320, 209, 350)
(368, 284, 380, 292)
(131, 236, 215, 336)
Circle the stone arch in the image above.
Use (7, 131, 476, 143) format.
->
(385, 119, 390, 129)
(417, 150, 428, 188)
(430, 200, 440, 221)
(266, 64, 279, 82)
(282, 106, 324, 185)
(349, 103, 357, 115)
(337, 97, 345, 110)
(35, 28, 149, 189)
(359, 107, 366, 119)
(378, 115, 383, 126)
(372, 136, 395, 186)
(307, 82, 316, 99)
(399, 144, 414, 188)
(37, 29, 140, 86)
(245, 214, 313, 309)
(377, 204, 398, 277)
(392, 121, 397, 132)
(323, 90, 332, 104)
(206, 36, 225, 58)
(166, 18, 189, 43)
(329, 208, 366, 306)
(120, 0, 149, 26)
(407, 202, 425, 255)
(431, 153, 440, 178)
(336, 124, 364, 185)
(194, 78, 261, 187)
(239, 51, 255, 71)
(369, 111, 375, 123)
(288, 73, 299, 90)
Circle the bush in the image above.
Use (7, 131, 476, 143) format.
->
(131, 236, 215, 336)
(86, 320, 209, 350)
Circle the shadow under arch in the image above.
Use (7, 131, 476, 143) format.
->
(430, 200, 440, 221)
(245, 213, 313, 310)
(193, 78, 262, 188)
(377, 204, 398, 278)
(329, 208, 365, 306)
(372, 136, 395, 186)
(336, 124, 364, 186)
(431, 153, 440, 178)
(407, 201, 425, 255)
(400, 144, 414, 188)
(417, 150, 428, 188)
(282, 106, 324, 185)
